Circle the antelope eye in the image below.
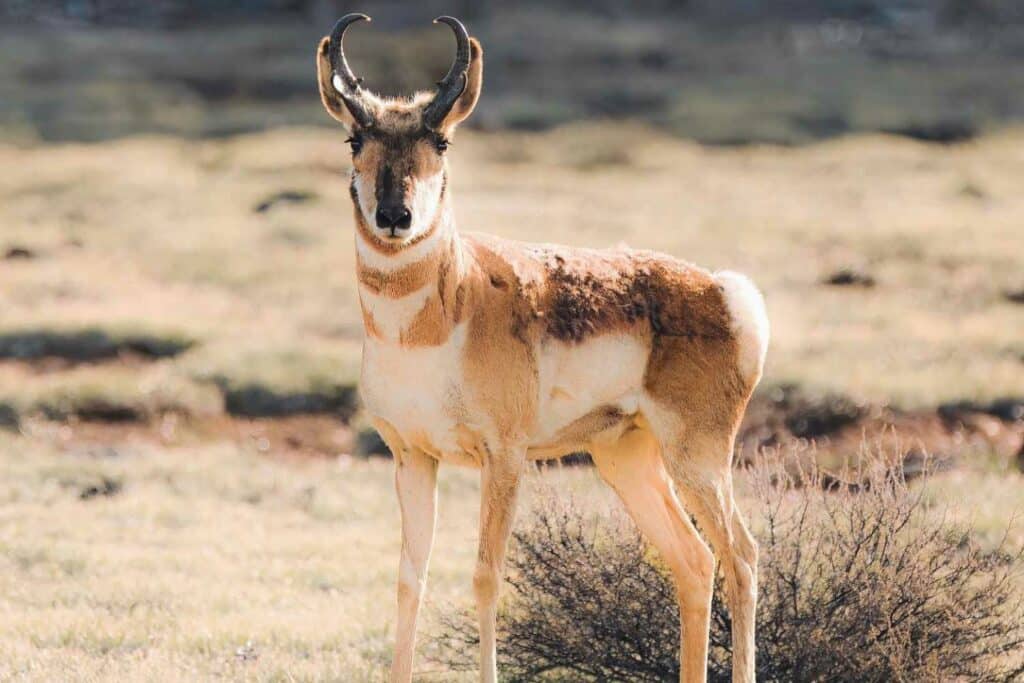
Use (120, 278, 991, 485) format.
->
(346, 136, 363, 154)
(435, 138, 449, 154)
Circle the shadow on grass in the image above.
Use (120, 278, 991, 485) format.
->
(216, 381, 358, 420)
(0, 402, 18, 430)
(0, 329, 194, 364)
(38, 400, 143, 423)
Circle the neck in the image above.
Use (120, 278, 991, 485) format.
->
(354, 201, 467, 346)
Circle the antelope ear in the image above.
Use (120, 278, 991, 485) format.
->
(316, 36, 357, 128)
(438, 38, 483, 133)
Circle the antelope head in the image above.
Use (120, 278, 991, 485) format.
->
(316, 14, 483, 248)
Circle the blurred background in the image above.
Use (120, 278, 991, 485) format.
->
(0, 2, 1022, 680)
(4, 0, 1024, 143)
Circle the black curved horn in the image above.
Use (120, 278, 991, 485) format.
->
(422, 16, 471, 129)
(328, 13, 374, 127)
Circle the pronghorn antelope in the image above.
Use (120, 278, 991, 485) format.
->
(316, 14, 768, 683)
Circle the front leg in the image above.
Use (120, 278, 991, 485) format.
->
(390, 443, 439, 683)
(475, 449, 525, 683)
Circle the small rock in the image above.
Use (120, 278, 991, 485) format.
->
(1003, 288, 1024, 305)
(234, 640, 259, 662)
(79, 477, 122, 500)
(958, 181, 987, 200)
(4, 246, 35, 260)
(253, 190, 314, 213)
(823, 268, 876, 288)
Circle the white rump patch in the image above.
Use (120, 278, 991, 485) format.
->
(715, 270, 769, 383)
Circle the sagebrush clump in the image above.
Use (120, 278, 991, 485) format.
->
(435, 458, 1024, 681)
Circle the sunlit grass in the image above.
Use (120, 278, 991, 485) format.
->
(1, 432, 1020, 680)
(2, 126, 1022, 416)
(0, 433, 482, 681)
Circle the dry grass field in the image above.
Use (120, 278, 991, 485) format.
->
(2, 124, 1023, 680)
(0, 439, 1021, 681)
(3, 124, 1022, 412)
(0, 435, 479, 681)
(0, 418, 627, 681)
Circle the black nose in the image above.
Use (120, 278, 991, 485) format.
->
(375, 204, 412, 231)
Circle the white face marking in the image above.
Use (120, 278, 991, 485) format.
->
(407, 170, 444, 239)
(351, 168, 448, 268)
(354, 215, 449, 271)
(353, 173, 376, 231)
(354, 209, 452, 271)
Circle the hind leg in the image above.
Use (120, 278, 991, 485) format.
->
(591, 427, 716, 683)
(664, 432, 758, 683)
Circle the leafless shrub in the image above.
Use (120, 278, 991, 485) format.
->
(434, 458, 1024, 681)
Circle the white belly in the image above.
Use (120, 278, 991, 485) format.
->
(362, 327, 649, 461)
(532, 333, 648, 444)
